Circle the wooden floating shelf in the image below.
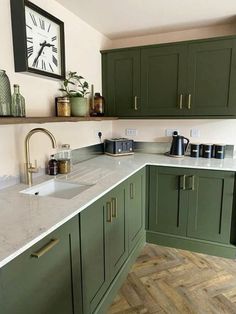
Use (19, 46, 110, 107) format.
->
(0, 116, 119, 125)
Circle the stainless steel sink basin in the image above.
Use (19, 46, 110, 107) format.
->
(20, 179, 93, 199)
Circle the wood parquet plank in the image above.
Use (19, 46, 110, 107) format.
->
(107, 244, 236, 314)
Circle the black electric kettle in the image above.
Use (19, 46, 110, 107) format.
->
(169, 131, 189, 157)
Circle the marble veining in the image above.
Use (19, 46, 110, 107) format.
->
(1, 153, 236, 269)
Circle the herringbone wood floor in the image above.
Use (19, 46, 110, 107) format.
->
(108, 244, 236, 314)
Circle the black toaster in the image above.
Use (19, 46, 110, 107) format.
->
(104, 138, 134, 156)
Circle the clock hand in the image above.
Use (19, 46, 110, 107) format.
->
(32, 40, 47, 67)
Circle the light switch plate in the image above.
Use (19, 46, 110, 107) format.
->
(125, 128, 138, 136)
(190, 128, 200, 138)
(165, 129, 179, 137)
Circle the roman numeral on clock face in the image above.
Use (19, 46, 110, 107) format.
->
(27, 46, 33, 58)
(27, 37, 33, 44)
(52, 55, 58, 67)
(42, 60, 46, 70)
(30, 13, 37, 26)
(52, 36, 57, 42)
(39, 18, 45, 30)
(52, 46, 57, 53)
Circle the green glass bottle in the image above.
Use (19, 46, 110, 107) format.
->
(11, 84, 25, 117)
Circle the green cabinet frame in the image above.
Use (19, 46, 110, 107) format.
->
(0, 217, 82, 314)
(126, 168, 146, 253)
(80, 183, 128, 313)
(102, 36, 236, 118)
(148, 166, 235, 245)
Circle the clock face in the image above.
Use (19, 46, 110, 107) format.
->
(25, 6, 62, 76)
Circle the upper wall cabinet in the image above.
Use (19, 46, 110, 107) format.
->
(140, 44, 187, 116)
(102, 49, 140, 117)
(102, 36, 236, 118)
(187, 39, 236, 116)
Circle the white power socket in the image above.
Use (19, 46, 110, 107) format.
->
(125, 128, 138, 136)
(190, 128, 200, 138)
(165, 129, 179, 137)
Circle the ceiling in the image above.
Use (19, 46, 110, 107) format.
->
(56, 0, 236, 39)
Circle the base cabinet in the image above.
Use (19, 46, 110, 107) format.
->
(80, 169, 146, 313)
(126, 168, 146, 252)
(148, 166, 235, 245)
(0, 217, 82, 314)
(80, 183, 128, 314)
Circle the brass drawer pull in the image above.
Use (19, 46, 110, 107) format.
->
(187, 94, 192, 109)
(31, 238, 59, 258)
(106, 201, 112, 223)
(189, 175, 195, 191)
(180, 175, 186, 190)
(111, 197, 118, 218)
(179, 94, 183, 109)
(134, 96, 138, 111)
(130, 183, 135, 199)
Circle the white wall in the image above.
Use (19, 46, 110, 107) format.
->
(0, 0, 112, 179)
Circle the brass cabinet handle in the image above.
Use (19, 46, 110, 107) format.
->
(134, 96, 138, 111)
(187, 94, 192, 109)
(130, 183, 135, 199)
(188, 175, 195, 190)
(111, 197, 118, 218)
(179, 94, 183, 109)
(31, 238, 59, 258)
(180, 175, 186, 190)
(106, 201, 112, 223)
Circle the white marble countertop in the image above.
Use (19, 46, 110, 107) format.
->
(1, 153, 236, 269)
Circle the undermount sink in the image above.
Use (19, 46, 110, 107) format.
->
(20, 179, 93, 199)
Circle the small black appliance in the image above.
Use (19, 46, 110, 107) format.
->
(169, 131, 189, 157)
(104, 138, 134, 156)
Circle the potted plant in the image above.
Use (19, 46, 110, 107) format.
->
(59, 71, 90, 116)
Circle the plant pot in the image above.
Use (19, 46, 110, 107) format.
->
(70, 97, 89, 117)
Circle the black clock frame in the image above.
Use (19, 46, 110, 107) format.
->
(10, 0, 66, 80)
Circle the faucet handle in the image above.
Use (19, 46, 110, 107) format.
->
(28, 160, 38, 173)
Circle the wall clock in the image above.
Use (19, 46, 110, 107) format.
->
(10, 0, 66, 80)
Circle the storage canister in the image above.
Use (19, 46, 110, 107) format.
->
(56, 97, 71, 117)
(214, 144, 225, 159)
(202, 144, 213, 158)
(190, 143, 201, 158)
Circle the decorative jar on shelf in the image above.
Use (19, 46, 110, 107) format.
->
(11, 84, 26, 117)
(0, 70, 11, 116)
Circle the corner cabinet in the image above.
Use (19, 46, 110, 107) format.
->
(0, 217, 82, 314)
(147, 166, 236, 257)
(102, 36, 236, 117)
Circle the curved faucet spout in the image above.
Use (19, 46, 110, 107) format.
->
(25, 128, 57, 186)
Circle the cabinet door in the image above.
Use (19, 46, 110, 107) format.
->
(140, 44, 187, 116)
(148, 166, 189, 236)
(80, 198, 110, 314)
(107, 184, 128, 281)
(126, 168, 146, 253)
(187, 39, 236, 115)
(187, 170, 235, 244)
(103, 49, 140, 117)
(0, 218, 81, 314)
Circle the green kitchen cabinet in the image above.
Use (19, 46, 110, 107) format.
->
(80, 197, 110, 314)
(80, 183, 127, 313)
(102, 49, 140, 117)
(0, 217, 82, 314)
(140, 44, 187, 116)
(126, 168, 146, 253)
(102, 36, 236, 117)
(148, 166, 235, 244)
(187, 169, 235, 243)
(148, 166, 189, 236)
(187, 39, 236, 116)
